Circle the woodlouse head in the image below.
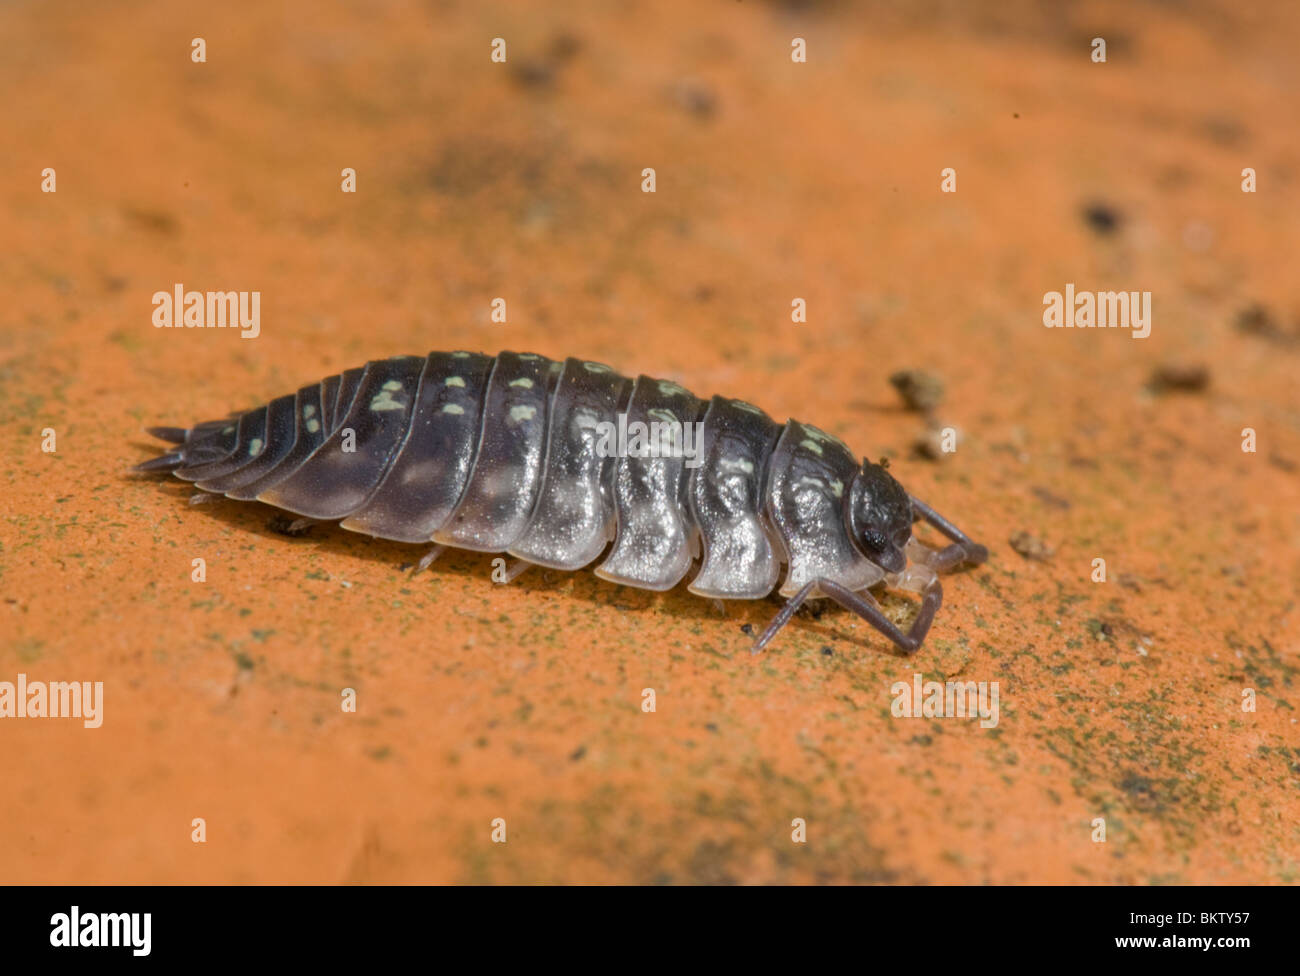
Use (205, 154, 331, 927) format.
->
(845, 458, 913, 574)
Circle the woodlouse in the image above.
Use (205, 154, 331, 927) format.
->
(136, 350, 988, 651)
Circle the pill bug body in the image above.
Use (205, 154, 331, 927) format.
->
(138, 350, 988, 651)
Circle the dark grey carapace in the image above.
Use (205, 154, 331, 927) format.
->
(137, 351, 988, 652)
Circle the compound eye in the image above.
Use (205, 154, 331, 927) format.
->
(863, 530, 888, 553)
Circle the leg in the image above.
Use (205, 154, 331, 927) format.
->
(411, 544, 446, 576)
(146, 426, 190, 444)
(910, 496, 988, 571)
(752, 577, 943, 655)
(501, 559, 534, 584)
(134, 452, 184, 472)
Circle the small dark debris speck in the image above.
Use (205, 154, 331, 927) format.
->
(570, 745, 587, 761)
(1235, 303, 1297, 345)
(675, 81, 717, 119)
(1082, 202, 1121, 235)
(739, 623, 754, 637)
(820, 645, 834, 657)
(911, 422, 955, 462)
(1203, 116, 1246, 147)
(889, 369, 945, 412)
(511, 34, 582, 90)
(267, 514, 314, 537)
(1031, 487, 1071, 510)
(548, 32, 582, 62)
(123, 207, 180, 235)
(512, 60, 555, 88)
(1149, 362, 1210, 394)
(1009, 531, 1053, 561)
(1236, 303, 1275, 336)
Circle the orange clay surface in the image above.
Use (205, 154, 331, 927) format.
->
(1, 0, 1297, 883)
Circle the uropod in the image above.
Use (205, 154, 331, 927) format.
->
(136, 351, 988, 652)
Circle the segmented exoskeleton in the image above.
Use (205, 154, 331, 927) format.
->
(137, 351, 988, 651)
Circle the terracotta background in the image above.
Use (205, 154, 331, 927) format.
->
(1, 0, 1297, 883)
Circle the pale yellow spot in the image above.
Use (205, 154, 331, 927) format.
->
(583, 361, 613, 373)
(801, 423, 847, 450)
(509, 405, 537, 423)
(657, 380, 688, 397)
(446, 375, 466, 387)
(442, 403, 465, 415)
(451, 351, 470, 358)
(382, 380, 403, 392)
(369, 390, 406, 412)
(518, 353, 541, 361)
(647, 408, 676, 424)
(830, 479, 844, 498)
(509, 377, 533, 389)
(249, 438, 263, 455)
(731, 400, 762, 415)
(800, 438, 824, 455)
(306, 418, 321, 433)
(303, 404, 316, 419)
